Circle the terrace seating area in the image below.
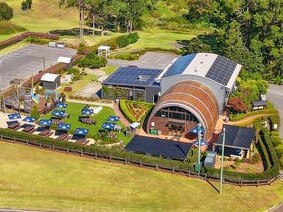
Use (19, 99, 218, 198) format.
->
(79, 116, 96, 125)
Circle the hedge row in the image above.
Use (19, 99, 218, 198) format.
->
(229, 109, 278, 121)
(206, 129, 279, 181)
(270, 131, 283, 169)
(119, 99, 136, 123)
(0, 128, 193, 170)
(0, 31, 59, 50)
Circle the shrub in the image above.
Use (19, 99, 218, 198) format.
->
(30, 105, 40, 120)
(0, 2, 13, 21)
(127, 32, 139, 44)
(78, 52, 107, 69)
(0, 21, 25, 35)
(116, 35, 129, 48)
(119, 99, 136, 123)
(26, 36, 49, 44)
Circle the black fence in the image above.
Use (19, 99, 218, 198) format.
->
(0, 133, 278, 187)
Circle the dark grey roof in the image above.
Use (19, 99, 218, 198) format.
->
(253, 100, 267, 107)
(205, 55, 237, 86)
(102, 67, 162, 87)
(125, 135, 193, 161)
(214, 125, 256, 150)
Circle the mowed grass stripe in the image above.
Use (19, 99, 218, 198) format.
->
(0, 141, 283, 211)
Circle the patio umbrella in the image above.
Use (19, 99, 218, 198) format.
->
(107, 116, 120, 122)
(74, 128, 89, 136)
(56, 103, 67, 109)
(39, 119, 52, 127)
(102, 122, 115, 130)
(57, 123, 71, 131)
(189, 126, 205, 134)
(22, 116, 36, 123)
(52, 110, 65, 117)
(8, 113, 21, 120)
(81, 108, 94, 116)
(194, 140, 209, 147)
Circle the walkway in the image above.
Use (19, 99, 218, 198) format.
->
(267, 84, 283, 138)
(66, 98, 113, 108)
(112, 101, 130, 126)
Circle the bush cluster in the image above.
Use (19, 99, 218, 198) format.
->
(25, 36, 50, 44)
(78, 52, 107, 69)
(0, 128, 193, 170)
(270, 131, 283, 169)
(119, 99, 137, 123)
(116, 32, 139, 48)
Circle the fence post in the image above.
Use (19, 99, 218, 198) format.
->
(1, 134, 2, 139)
(205, 173, 207, 180)
(95, 152, 97, 158)
(26, 140, 28, 145)
(14, 136, 16, 142)
(172, 166, 175, 174)
(257, 180, 259, 187)
(109, 156, 112, 162)
(39, 143, 42, 148)
(67, 148, 69, 154)
(188, 169, 191, 176)
(155, 164, 158, 170)
(80, 150, 83, 156)
(52, 144, 54, 150)
(124, 158, 127, 164)
(139, 161, 142, 167)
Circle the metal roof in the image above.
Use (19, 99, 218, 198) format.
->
(160, 53, 242, 89)
(57, 56, 72, 64)
(102, 67, 162, 87)
(125, 135, 193, 161)
(41, 73, 60, 82)
(214, 125, 256, 150)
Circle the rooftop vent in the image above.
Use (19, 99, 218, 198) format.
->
(136, 75, 150, 82)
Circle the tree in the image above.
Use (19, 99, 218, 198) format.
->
(227, 97, 247, 113)
(30, 105, 40, 120)
(21, 1, 28, 11)
(0, 2, 13, 21)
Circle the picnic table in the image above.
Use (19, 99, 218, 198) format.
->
(57, 134, 70, 141)
(23, 125, 35, 133)
(39, 129, 53, 137)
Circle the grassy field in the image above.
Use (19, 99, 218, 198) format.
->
(42, 102, 130, 144)
(0, 141, 283, 211)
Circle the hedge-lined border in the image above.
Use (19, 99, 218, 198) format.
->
(0, 127, 279, 186)
(229, 109, 278, 121)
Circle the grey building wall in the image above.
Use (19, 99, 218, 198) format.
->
(160, 74, 229, 114)
(145, 87, 161, 103)
(42, 76, 60, 90)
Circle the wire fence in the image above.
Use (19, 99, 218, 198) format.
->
(0, 133, 278, 187)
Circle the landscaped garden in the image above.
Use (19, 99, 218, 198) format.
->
(42, 102, 131, 145)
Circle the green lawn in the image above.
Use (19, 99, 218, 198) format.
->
(42, 102, 130, 144)
(0, 141, 283, 211)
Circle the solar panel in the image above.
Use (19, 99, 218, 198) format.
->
(103, 67, 162, 87)
(163, 54, 196, 77)
(125, 135, 193, 160)
(205, 56, 237, 86)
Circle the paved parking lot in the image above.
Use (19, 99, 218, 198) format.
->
(0, 44, 77, 88)
(108, 52, 177, 69)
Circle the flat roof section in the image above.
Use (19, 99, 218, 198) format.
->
(214, 125, 256, 150)
(125, 135, 193, 161)
(102, 67, 162, 88)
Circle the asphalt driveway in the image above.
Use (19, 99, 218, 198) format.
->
(267, 84, 283, 138)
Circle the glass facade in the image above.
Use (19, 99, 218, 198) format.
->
(155, 106, 199, 122)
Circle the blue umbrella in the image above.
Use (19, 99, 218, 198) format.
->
(52, 110, 65, 117)
(74, 128, 89, 136)
(57, 123, 71, 131)
(194, 140, 209, 147)
(102, 122, 115, 130)
(39, 119, 52, 127)
(107, 116, 120, 122)
(81, 108, 94, 116)
(23, 116, 36, 123)
(8, 113, 21, 120)
(56, 103, 67, 109)
(189, 126, 205, 134)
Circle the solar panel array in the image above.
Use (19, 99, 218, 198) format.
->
(125, 135, 193, 160)
(103, 67, 162, 87)
(205, 56, 237, 86)
(163, 54, 196, 77)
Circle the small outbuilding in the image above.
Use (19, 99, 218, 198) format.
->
(252, 100, 267, 110)
(214, 124, 256, 159)
(98, 46, 110, 58)
(57, 56, 72, 70)
(40, 73, 60, 90)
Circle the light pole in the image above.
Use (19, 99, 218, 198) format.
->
(196, 123, 202, 173)
(0, 60, 6, 113)
(219, 127, 226, 194)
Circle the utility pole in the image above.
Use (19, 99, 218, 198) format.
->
(196, 123, 202, 173)
(0, 60, 6, 113)
(219, 127, 226, 194)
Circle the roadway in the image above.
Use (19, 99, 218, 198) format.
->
(267, 84, 283, 138)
